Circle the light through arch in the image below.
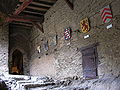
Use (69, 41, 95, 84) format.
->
(10, 49, 24, 75)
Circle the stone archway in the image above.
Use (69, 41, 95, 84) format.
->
(10, 49, 24, 75)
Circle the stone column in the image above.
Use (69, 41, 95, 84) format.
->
(0, 25, 9, 75)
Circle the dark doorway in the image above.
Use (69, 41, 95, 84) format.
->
(80, 43, 99, 79)
(10, 49, 24, 75)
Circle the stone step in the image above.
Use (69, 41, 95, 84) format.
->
(21, 82, 55, 90)
(4, 74, 30, 81)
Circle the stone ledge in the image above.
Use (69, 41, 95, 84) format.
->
(24, 82, 56, 89)
(4, 74, 31, 80)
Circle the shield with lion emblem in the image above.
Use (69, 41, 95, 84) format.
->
(80, 18, 90, 33)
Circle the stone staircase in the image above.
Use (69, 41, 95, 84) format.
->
(0, 74, 85, 90)
(0, 74, 120, 90)
(0, 74, 58, 90)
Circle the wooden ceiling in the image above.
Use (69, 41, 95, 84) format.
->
(0, 0, 74, 32)
(9, 0, 57, 30)
(0, 0, 57, 32)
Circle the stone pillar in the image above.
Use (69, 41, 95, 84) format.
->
(0, 25, 9, 75)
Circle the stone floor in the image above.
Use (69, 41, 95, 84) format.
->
(0, 74, 120, 90)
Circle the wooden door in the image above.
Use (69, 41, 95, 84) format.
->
(81, 44, 98, 79)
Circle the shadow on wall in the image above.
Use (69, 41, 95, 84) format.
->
(0, 78, 8, 90)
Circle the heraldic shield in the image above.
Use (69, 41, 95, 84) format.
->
(80, 18, 90, 33)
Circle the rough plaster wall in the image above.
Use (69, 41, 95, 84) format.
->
(30, 54, 56, 77)
(0, 25, 8, 75)
(30, 26, 57, 77)
(30, 0, 120, 80)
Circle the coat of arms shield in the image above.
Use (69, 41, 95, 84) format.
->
(80, 18, 90, 33)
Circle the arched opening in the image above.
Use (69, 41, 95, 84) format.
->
(10, 49, 24, 75)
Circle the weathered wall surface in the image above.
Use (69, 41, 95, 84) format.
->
(30, 0, 120, 81)
(9, 26, 31, 75)
(30, 26, 56, 77)
(0, 25, 9, 75)
(30, 54, 56, 77)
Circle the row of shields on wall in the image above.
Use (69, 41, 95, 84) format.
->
(37, 5, 113, 53)
(64, 5, 113, 39)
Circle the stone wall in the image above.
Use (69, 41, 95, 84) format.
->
(30, 26, 57, 77)
(30, 54, 56, 77)
(30, 0, 120, 80)
(9, 26, 31, 75)
(0, 25, 9, 75)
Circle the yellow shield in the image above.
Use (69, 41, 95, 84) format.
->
(80, 18, 90, 33)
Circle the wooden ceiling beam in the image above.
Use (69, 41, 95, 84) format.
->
(32, 1, 52, 7)
(37, 0, 57, 3)
(6, 17, 44, 33)
(6, 17, 32, 22)
(27, 6, 48, 11)
(64, 0, 73, 10)
(7, 15, 44, 23)
(10, 23, 32, 29)
(8, 17, 44, 33)
(11, 22, 33, 27)
(23, 10, 44, 15)
(32, 22, 44, 33)
(13, 0, 33, 15)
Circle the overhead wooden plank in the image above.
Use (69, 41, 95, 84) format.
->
(13, 15, 43, 20)
(11, 22, 33, 27)
(32, 1, 52, 7)
(37, 0, 57, 3)
(13, 0, 33, 15)
(10, 23, 32, 29)
(6, 17, 32, 22)
(21, 12, 43, 18)
(6, 15, 44, 23)
(34, 0, 54, 6)
(64, 0, 73, 10)
(27, 6, 48, 11)
(23, 10, 44, 15)
(24, 8, 46, 14)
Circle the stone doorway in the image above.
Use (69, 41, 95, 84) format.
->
(10, 49, 24, 75)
